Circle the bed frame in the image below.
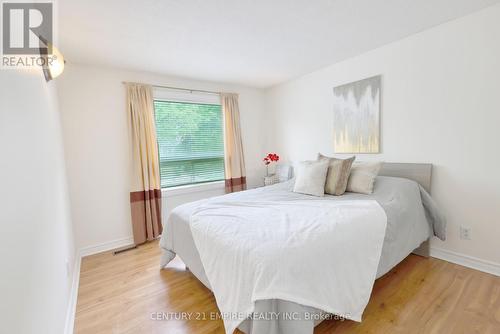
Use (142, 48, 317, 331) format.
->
(379, 162, 432, 257)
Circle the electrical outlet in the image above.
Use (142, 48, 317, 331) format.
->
(460, 226, 471, 240)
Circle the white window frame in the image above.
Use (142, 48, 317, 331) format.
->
(153, 87, 221, 105)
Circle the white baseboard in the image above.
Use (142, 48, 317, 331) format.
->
(64, 252, 82, 334)
(430, 247, 500, 277)
(79, 236, 135, 258)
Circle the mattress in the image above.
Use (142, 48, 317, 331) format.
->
(159, 176, 445, 334)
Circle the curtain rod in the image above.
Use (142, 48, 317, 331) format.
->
(122, 81, 221, 95)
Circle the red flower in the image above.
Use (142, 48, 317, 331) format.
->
(263, 153, 279, 165)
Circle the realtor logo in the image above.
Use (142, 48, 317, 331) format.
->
(2, 2, 53, 55)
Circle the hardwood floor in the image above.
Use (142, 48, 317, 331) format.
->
(74, 241, 500, 334)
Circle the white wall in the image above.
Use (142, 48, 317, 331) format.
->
(265, 4, 500, 264)
(57, 64, 267, 251)
(0, 69, 76, 333)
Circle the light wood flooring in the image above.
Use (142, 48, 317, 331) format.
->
(74, 240, 500, 334)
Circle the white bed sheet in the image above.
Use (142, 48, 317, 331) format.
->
(160, 176, 443, 334)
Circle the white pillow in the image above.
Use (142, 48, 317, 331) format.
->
(276, 163, 292, 182)
(346, 162, 383, 194)
(293, 160, 329, 197)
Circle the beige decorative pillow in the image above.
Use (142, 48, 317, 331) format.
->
(346, 161, 383, 194)
(318, 154, 355, 195)
(293, 159, 330, 197)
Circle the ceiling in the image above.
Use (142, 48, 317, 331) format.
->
(58, 0, 500, 88)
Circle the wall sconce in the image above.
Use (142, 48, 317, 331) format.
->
(38, 36, 65, 82)
(42, 44, 65, 81)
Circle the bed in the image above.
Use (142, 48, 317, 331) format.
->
(159, 163, 446, 334)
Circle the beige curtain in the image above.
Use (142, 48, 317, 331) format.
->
(126, 83, 162, 245)
(222, 93, 247, 192)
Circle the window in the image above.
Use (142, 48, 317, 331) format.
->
(154, 97, 225, 188)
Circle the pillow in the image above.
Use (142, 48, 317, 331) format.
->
(346, 161, 383, 194)
(293, 159, 330, 197)
(276, 163, 292, 182)
(317, 153, 355, 195)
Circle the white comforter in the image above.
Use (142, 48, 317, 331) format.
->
(189, 197, 387, 334)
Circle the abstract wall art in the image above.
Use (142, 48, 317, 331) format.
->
(333, 75, 381, 153)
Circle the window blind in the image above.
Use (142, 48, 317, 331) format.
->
(154, 100, 225, 188)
